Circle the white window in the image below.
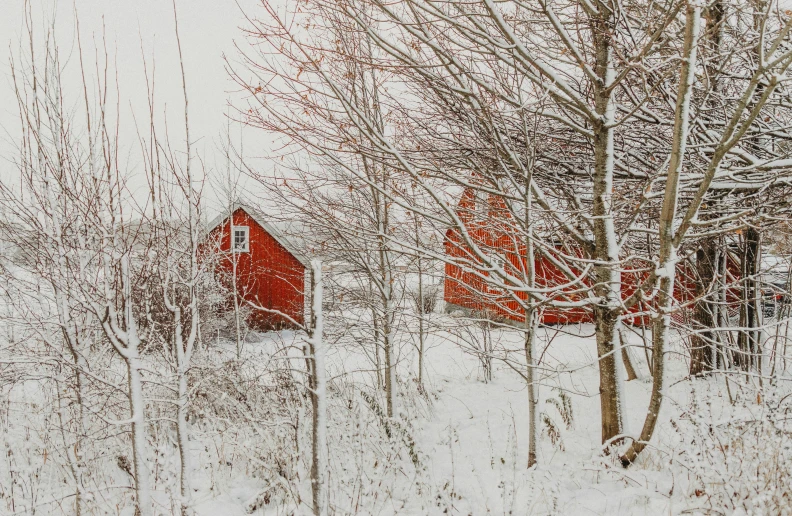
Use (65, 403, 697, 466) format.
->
(474, 190, 488, 216)
(232, 226, 249, 252)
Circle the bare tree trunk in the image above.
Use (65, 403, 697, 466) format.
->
(482, 319, 493, 382)
(593, 307, 624, 444)
(172, 8, 197, 511)
(307, 261, 327, 516)
(375, 183, 397, 418)
(524, 166, 539, 468)
(177, 358, 192, 515)
(619, 330, 640, 382)
(55, 379, 84, 516)
(127, 353, 153, 516)
(371, 297, 383, 389)
(169, 306, 196, 516)
(690, 239, 719, 375)
(690, 0, 725, 376)
(622, 1, 702, 465)
(591, 8, 625, 446)
(525, 312, 538, 468)
(382, 306, 395, 418)
(416, 244, 425, 388)
(738, 227, 761, 370)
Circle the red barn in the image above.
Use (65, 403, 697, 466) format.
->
(207, 204, 308, 330)
(443, 188, 724, 326)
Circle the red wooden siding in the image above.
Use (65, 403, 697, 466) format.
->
(444, 188, 736, 326)
(208, 208, 305, 330)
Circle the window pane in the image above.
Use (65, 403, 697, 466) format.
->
(233, 228, 247, 250)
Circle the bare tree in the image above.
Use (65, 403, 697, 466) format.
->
(2, 9, 158, 511)
(306, 261, 328, 516)
(232, 0, 792, 467)
(622, 1, 792, 465)
(139, 2, 204, 512)
(230, 0, 407, 418)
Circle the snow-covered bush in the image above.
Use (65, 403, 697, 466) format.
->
(674, 387, 792, 514)
(408, 283, 440, 315)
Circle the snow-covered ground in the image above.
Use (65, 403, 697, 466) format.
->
(2, 307, 789, 515)
(407, 324, 669, 515)
(184, 318, 790, 515)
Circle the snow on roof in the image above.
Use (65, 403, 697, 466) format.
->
(207, 203, 310, 268)
(761, 253, 790, 285)
(762, 253, 789, 269)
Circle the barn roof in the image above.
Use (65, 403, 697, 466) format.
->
(207, 203, 310, 268)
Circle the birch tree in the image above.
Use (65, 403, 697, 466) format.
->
(231, 0, 404, 417)
(306, 261, 328, 516)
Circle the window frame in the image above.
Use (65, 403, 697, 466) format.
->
(232, 225, 250, 253)
(473, 190, 489, 217)
(492, 253, 506, 272)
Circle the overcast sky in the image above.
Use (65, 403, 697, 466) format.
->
(0, 0, 268, 215)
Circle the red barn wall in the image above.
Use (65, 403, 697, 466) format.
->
(209, 209, 305, 330)
(444, 229, 592, 325)
(444, 188, 593, 325)
(443, 189, 740, 326)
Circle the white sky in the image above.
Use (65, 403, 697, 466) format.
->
(0, 0, 269, 216)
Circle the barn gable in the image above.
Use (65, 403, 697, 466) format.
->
(207, 203, 309, 267)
